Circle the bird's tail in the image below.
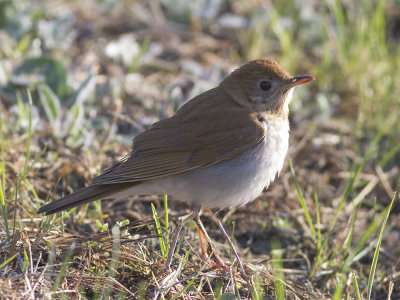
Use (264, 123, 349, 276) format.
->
(37, 182, 134, 215)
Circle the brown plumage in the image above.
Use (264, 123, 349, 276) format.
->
(37, 57, 313, 218)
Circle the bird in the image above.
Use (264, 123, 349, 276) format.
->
(38, 58, 314, 267)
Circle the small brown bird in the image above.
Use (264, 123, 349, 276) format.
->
(38, 58, 313, 266)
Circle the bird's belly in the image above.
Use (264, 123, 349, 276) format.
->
(129, 123, 289, 209)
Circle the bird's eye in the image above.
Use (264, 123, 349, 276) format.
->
(259, 80, 272, 91)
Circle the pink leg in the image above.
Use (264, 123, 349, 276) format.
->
(193, 214, 227, 269)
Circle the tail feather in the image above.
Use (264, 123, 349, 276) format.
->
(37, 183, 135, 215)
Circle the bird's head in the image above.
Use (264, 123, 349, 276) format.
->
(220, 58, 314, 116)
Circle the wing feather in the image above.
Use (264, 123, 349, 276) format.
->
(92, 88, 266, 185)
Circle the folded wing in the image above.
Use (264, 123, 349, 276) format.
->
(92, 88, 266, 185)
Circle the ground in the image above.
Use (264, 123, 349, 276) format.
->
(0, 0, 399, 299)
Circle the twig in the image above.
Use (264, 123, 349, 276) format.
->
(216, 220, 248, 281)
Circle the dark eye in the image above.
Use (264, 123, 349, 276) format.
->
(259, 80, 272, 91)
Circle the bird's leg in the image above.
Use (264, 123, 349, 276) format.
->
(166, 211, 196, 269)
(166, 205, 227, 270)
(192, 213, 227, 269)
(192, 214, 209, 261)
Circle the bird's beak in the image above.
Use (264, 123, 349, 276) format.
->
(275, 76, 314, 92)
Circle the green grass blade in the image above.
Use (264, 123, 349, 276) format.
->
(289, 159, 316, 239)
(327, 122, 385, 236)
(0, 104, 9, 238)
(367, 192, 396, 300)
(171, 249, 214, 300)
(12, 180, 20, 235)
(0, 253, 18, 268)
(164, 248, 191, 296)
(37, 84, 61, 134)
(22, 248, 29, 274)
(377, 143, 400, 167)
(343, 202, 359, 258)
(313, 184, 321, 251)
(271, 239, 285, 300)
(343, 206, 388, 267)
(0, 102, 5, 195)
(21, 89, 33, 180)
(313, 125, 387, 274)
(151, 203, 166, 258)
(164, 195, 169, 254)
(352, 272, 362, 300)
(332, 273, 346, 300)
(103, 225, 121, 299)
(129, 37, 150, 73)
(52, 242, 76, 292)
(250, 273, 263, 300)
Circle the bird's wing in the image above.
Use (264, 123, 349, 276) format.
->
(92, 88, 266, 185)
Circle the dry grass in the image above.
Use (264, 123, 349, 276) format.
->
(1, 0, 400, 299)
